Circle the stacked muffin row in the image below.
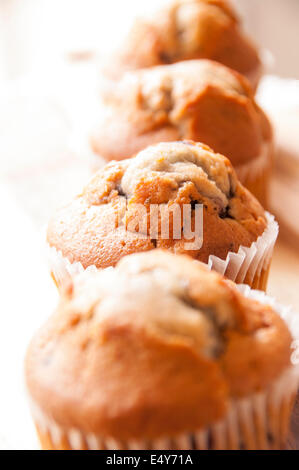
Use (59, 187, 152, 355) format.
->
(25, 0, 298, 450)
(47, 141, 277, 290)
(92, 60, 272, 205)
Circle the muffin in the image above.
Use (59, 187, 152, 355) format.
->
(25, 250, 298, 450)
(47, 141, 278, 290)
(91, 60, 272, 205)
(104, 0, 263, 91)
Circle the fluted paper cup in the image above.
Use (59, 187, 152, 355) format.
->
(28, 287, 299, 450)
(235, 142, 273, 208)
(48, 212, 278, 292)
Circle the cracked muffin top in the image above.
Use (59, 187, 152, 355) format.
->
(103, 0, 262, 90)
(47, 141, 267, 270)
(91, 60, 271, 166)
(26, 250, 292, 439)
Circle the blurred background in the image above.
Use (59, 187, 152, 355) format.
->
(0, 0, 298, 449)
(0, 0, 299, 80)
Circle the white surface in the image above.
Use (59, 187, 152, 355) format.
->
(0, 0, 163, 80)
(0, 185, 58, 449)
(0, 63, 93, 449)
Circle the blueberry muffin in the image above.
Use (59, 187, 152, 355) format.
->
(26, 250, 296, 450)
(91, 60, 272, 205)
(47, 141, 277, 290)
(104, 0, 263, 90)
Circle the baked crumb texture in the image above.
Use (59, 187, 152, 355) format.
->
(26, 250, 292, 440)
(104, 0, 262, 89)
(47, 141, 267, 269)
(92, 60, 271, 167)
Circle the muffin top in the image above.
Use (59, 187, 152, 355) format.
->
(91, 60, 271, 166)
(26, 250, 292, 439)
(104, 0, 262, 89)
(47, 141, 267, 269)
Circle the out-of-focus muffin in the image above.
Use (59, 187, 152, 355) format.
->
(25, 250, 297, 450)
(104, 0, 263, 90)
(47, 141, 278, 290)
(91, 60, 272, 205)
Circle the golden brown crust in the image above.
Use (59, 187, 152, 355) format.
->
(104, 0, 262, 89)
(25, 250, 292, 439)
(47, 141, 267, 269)
(91, 60, 271, 166)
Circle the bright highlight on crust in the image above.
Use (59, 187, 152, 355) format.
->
(103, 0, 262, 90)
(25, 250, 296, 449)
(47, 140, 268, 271)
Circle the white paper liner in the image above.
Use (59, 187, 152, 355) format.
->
(29, 288, 299, 450)
(207, 212, 278, 286)
(235, 141, 272, 183)
(246, 48, 274, 92)
(246, 60, 264, 93)
(47, 246, 98, 288)
(48, 212, 278, 290)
